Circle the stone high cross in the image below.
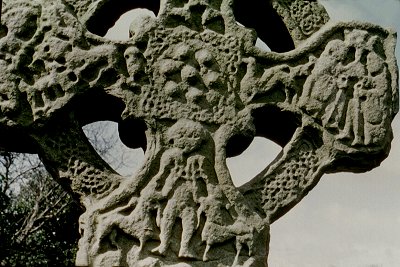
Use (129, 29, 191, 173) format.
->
(0, 0, 398, 266)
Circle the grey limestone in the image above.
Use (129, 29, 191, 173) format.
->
(0, 0, 398, 266)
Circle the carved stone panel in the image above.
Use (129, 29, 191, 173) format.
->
(0, 0, 397, 266)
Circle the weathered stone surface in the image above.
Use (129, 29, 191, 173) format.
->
(0, 0, 398, 266)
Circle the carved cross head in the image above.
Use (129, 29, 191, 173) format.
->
(0, 0, 398, 266)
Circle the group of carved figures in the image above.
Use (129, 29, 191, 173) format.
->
(81, 26, 393, 261)
(79, 119, 262, 266)
(240, 29, 392, 148)
(300, 30, 391, 146)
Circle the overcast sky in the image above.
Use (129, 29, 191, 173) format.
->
(100, 1, 400, 266)
(269, 1, 400, 266)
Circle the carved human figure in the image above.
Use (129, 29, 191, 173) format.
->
(335, 75, 366, 145)
(152, 119, 208, 258)
(124, 46, 147, 87)
(299, 39, 351, 120)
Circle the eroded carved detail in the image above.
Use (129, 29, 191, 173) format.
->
(273, 0, 330, 45)
(0, 0, 397, 266)
(299, 30, 394, 147)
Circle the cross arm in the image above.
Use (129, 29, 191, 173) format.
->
(239, 21, 399, 223)
(0, 0, 147, 202)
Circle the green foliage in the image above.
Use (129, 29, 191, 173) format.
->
(0, 153, 81, 267)
(0, 122, 124, 265)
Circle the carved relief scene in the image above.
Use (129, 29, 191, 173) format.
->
(0, 0, 398, 266)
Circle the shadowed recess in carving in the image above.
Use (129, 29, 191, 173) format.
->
(233, 0, 295, 52)
(0, 126, 37, 153)
(86, 0, 160, 37)
(118, 118, 147, 151)
(253, 105, 300, 147)
(227, 137, 281, 186)
(73, 91, 125, 125)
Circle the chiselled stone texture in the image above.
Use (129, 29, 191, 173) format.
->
(0, 0, 398, 266)
(273, 0, 330, 45)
